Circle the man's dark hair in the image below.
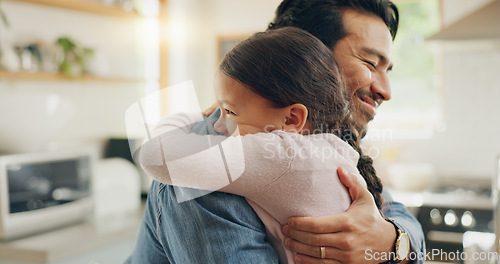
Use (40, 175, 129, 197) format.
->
(268, 0, 399, 48)
(220, 27, 384, 209)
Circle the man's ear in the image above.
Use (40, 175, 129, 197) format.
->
(282, 103, 309, 133)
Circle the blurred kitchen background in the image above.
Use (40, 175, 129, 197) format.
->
(0, 0, 499, 263)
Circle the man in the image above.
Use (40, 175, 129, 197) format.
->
(126, 0, 425, 263)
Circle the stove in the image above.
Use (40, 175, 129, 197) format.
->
(412, 179, 494, 263)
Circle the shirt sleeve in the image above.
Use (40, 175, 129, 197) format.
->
(382, 189, 426, 264)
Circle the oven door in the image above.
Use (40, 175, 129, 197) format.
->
(0, 148, 95, 240)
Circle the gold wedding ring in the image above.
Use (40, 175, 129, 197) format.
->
(320, 246, 326, 259)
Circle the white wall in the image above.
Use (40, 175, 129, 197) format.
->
(414, 1, 500, 179)
(375, 46, 500, 179)
(369, 1, 500, 181)
(166, 0, 282, 109)
(0, 1, 157, 152)
(434, 48, 500, 177)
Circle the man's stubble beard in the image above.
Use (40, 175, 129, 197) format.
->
(351, 105, 374, 139)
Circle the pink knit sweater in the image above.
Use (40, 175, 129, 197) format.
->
(139, 112, 367, 264)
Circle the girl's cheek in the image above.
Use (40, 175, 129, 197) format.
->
(233, 124, 262, 136)
(225, 118, 238, 135)
(230, 127, 240, 137)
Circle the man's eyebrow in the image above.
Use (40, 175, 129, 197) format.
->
(362, 47, 394, 70)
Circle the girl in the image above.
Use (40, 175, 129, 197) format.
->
(138, 27, 383, 264)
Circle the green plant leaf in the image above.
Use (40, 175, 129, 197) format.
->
(0, 7, 9, 27)
(56, 36, 94, 76)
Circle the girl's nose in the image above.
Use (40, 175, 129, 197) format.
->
(214, 117, 228, 134)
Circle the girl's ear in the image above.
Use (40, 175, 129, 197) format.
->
(282, 103, 309, 133)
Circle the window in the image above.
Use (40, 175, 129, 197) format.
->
(367, 0, 442, 140)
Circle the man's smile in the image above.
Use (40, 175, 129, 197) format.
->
(354, 91, 379, 117)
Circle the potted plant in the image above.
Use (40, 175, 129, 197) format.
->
(56, 37, 94, 77)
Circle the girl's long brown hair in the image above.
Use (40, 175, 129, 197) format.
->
(220, 27, 384, 209)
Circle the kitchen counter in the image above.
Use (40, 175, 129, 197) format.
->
(0, 206, 144, 264)
(388, 187, 493, 210)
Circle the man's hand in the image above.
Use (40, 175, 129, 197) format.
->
(202, 103, 218, 117)
(281, 167, 407, 264)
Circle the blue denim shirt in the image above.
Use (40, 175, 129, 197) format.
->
(125, 109, 425, 264)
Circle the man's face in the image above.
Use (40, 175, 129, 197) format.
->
(333, 9, 394, 135)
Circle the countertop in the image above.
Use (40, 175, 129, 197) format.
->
(388, 188, 493, 210)
(0, 207, 144, 264)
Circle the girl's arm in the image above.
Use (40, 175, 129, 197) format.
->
(138, 112, 364, 199)
(137, 112, 295, 196)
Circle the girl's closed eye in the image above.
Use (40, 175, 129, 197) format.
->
(225, 108, 237, 116)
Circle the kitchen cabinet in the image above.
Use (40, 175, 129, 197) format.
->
(429, 0, 500, 41)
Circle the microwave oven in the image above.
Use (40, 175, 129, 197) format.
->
(0, 148, 95, 240)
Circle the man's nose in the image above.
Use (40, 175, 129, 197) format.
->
(372, 72, 392, 102)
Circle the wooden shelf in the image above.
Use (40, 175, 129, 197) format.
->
(7, 0, 143, 19)
(0, 70, 145, 83)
